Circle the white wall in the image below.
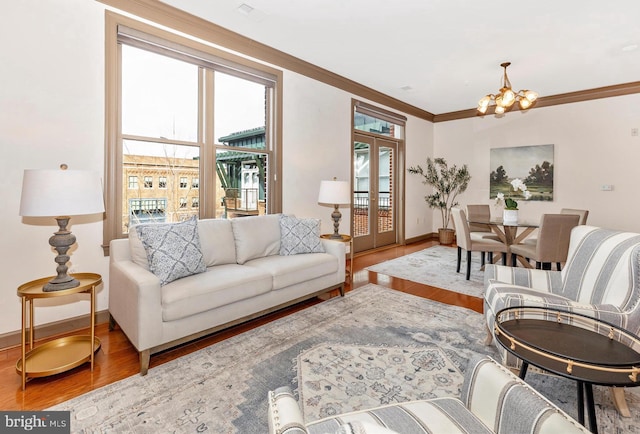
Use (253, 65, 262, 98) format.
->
(0, 1, 433, 336)
(1, 1, 108, 336)
(433, 94, 640, 233)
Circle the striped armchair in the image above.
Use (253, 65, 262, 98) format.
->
(268, 355, 588, 434)
(484, 225, 640, 415)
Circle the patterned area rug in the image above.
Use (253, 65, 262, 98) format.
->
(48, 284, 640, 433)
(297, 344, 463, 420)
(365, 245, 485, 297)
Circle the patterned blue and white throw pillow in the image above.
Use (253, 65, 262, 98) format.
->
(136, 216, 206, 285)
(279, 214, 325, 256)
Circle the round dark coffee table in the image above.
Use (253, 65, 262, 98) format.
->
(494, 306, 640, 433)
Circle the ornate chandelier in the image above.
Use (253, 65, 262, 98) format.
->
(477, 62, 538, 115)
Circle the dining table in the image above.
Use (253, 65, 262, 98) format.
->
(468, 218, 539, 267)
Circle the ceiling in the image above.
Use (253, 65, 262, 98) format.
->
(160, 0, 640, 116)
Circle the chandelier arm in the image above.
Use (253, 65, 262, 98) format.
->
(478, 61, 536, 115)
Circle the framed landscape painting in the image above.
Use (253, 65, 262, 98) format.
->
(489, 144, 554, 201)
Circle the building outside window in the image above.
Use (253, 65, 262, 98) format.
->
(144, 176, 153, 188)
(192, 197, 199, 208)
(179, 177, 188, 189)
(192, 178, 199, 189)
(159, 176, 167, 189)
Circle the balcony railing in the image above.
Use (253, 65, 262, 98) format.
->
(353, 191, 393, 236)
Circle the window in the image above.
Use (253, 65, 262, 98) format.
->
(128, 176, 138, 189)
(103, 15, 282, 252)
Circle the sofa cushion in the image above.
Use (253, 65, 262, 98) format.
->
(161, 264, 272, 321)
(135, 216, 207, 286)
(197, 218, 237, 266)
(279, 214, 325, 255)
(245, 252, 338, 290)
(128, 223, 150, 270)
(232, 214, 281, 264)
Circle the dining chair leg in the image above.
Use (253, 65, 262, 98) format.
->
(488, 252, 494, 263)
(466, 251, 472, 280)
(556, 262, 562, 271)
(511, 253, 517, 266)
(456, 247, 462, 273)
(536, 261, 542, 269)
(481, 252, 485, 266)
(502, 253, 507, 265)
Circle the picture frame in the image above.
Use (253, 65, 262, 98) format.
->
(489, 144, 554, 201)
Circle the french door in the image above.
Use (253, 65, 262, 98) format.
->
(353, 133, 398, 252)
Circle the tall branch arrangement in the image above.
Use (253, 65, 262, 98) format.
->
(408, 157, 471, 229)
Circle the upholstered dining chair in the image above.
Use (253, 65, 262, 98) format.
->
(510, 214, 580, 270)
(467, 204, 492, 235)
(524, 208, 589, 246)
(466, 204, 501, 265)
(451, 208, 508, 280)
(561, 208, 589, 225)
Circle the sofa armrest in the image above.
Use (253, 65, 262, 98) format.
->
(109, 254, 163, 352)
(321, 238, 346, 281)
(462, 356, 589, 433)
(484, 264, 563, 293)
(268, 387, 308, 434)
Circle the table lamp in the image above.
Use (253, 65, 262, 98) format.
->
(318, 178, 351, 239)
(19, 164, 105, 291)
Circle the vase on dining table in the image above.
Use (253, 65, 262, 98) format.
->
(503, 209, 518, 225)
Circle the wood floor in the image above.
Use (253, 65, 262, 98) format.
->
(0, 239, 483, 411)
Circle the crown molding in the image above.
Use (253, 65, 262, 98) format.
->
(98, 0, 640, 125)
(433, 81, 640, 122)
(97, 0, 435, 122)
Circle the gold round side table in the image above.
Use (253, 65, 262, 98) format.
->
(16, 273, 102, 390)
(320, 234, 353, 283)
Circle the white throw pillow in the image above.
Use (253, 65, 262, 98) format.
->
(135, 216, 206, 286)
(279, 214, 325, 255)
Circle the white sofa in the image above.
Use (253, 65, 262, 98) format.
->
(268, 355, 589, 434)
(109, 214, 346, 375)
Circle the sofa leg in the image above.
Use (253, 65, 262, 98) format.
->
(339, 284, 345, 297)
(140, 350, 150, 376)
(611, 387, 631, 417)
(484, 323, 493, 345)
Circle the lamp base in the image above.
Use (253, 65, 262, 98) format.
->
(44, 277, 80, 292)
(331, 206, 342, 239)
(43, 216, 79, 291)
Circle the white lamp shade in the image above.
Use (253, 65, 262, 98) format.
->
(318, 180, 351, 205)
(19, 169, 105, 217)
